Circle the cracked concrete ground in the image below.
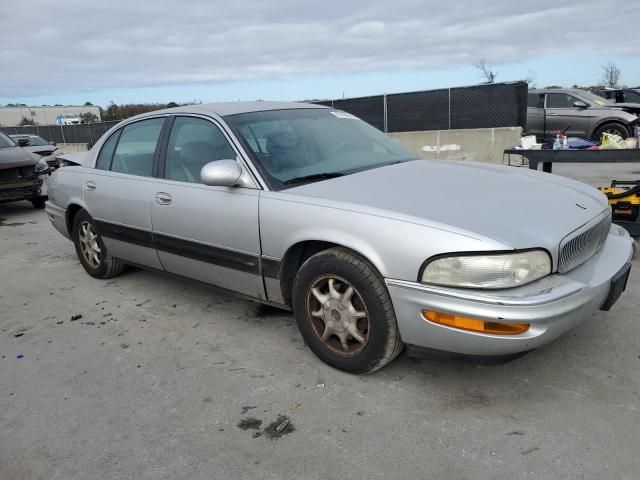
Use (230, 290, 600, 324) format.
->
(1, 163, 639, 479)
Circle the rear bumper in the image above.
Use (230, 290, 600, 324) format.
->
(386, 225, 634, 356)
(45, 201, 71, 240)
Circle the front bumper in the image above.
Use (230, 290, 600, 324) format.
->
(386, 225, 634, 356)
(45, 201, 71, 240)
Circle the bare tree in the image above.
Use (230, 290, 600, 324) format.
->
(524, 69, 537, 88)
(602, 61, 621, 88)
(475, 59, 498, 84)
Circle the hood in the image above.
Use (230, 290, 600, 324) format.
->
(287, 160, 609, 251)
(57, 151, 90, 167)
(610, 103, 640, 115)
(0, 146, 39, 169)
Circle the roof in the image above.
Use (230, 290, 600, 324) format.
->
(137, 101, 327, 119)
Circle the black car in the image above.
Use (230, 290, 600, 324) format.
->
(0, 131, 50, 208)
(597, 88, 640, 104)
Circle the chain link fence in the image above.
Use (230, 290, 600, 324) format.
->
(1, 82, 527, 145)
(0, 121, 120, 147)
(315, 81, 528, 133)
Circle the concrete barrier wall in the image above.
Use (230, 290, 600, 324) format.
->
(55, 143, 90, 154)
(389, 127, 522, 164)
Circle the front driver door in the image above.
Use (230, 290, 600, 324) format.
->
(150, 115, 264, 299)
(545, 92, 591, 138)
(83, 116, 167, 269)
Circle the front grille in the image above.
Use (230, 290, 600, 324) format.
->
(0, 168, 19, 183)
(558, 214, 611, 273)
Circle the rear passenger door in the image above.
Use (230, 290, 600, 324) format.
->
(526, 92, 545, 139)
(149, 115, 264, 299)
(84, 116, 167, 269)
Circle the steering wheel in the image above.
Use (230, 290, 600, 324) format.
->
(328, 141, 357, 158)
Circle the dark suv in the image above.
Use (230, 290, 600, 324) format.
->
(597, 88, 640, 104)
(527, 88, 638, 141)
(0, 131, 50, 208)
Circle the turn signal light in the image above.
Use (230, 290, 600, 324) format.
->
(422, 311, 529, 335)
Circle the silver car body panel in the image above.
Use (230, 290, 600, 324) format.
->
(44, 101, 634, 356)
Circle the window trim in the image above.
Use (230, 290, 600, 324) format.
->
(158, 114, 260, 189)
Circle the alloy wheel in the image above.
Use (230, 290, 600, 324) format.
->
(78, 221, 101, 268)
(306, 275, 370, 356)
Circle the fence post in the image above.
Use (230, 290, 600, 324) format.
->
(383, 94, 388, 133)
(448, 88, 452, 130)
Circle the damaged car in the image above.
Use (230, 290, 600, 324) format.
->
(44, 102, 633, 373)
(0, 131, 50, 208)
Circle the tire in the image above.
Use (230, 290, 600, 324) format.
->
(30, 197, 46, 209)
(72, 209, 125, 279)
(593, 122, 629, 141)
(292, 247, 403, 373)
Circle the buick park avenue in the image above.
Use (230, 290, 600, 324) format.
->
(45, 102, 633, 373)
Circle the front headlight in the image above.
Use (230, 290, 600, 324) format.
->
(34, 159, 50, 173)
(420, 250, 551, 289)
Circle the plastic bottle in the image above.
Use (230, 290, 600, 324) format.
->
(553, 133, 562, 150)
(562, 134, 568, 149)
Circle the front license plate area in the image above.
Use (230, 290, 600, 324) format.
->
(600, 262, 631, 311)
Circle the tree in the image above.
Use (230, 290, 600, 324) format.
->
(84, 101, 94, 106)
(602, 61, 621, 88)
(524, 70, 536, 88)
(18, 116, 37, 126)
(475, 59, 498, 83)
(166, 101, 179, 108)
(79, 112, 99, 124)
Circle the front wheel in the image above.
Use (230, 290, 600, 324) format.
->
(72, 209, 125, 279)
(593, 123, 629, 141)
(292, 247, 403, 373)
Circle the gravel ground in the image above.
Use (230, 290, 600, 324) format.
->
(1, 164, 639, 479)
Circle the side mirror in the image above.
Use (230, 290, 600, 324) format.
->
(49, 141, 57, 146)
(17, 138, 30, 147)
(200, 160, 242, 187)
(573, 100, 588, 109)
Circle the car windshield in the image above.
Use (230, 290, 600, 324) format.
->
(0, 131, 16, 148)
(225, 108, 417, 189)
(27, 135, 49, 146)
(575, 91, 612, 106)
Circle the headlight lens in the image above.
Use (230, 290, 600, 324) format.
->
(421, 250, 551, 289)
(34, 160, 49, 173)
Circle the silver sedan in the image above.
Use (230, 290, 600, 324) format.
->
(45, 102, 633, 373)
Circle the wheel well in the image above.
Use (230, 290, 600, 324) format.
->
(65, 204, 83, 237)
(278, 240, 342, 307)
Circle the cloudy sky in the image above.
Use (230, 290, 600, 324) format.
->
(1, 0, 638, 107)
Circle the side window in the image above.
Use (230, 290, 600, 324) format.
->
(547, 93, 578, 109)
(624, 90, 640, 103)
(527, 93, 544, 108)
(111, 118, 164, 177)
(165, 117, 236, 183)
(95, 130, 120, 170)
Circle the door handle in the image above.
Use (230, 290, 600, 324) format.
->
(155, 192, 172, 205)
(85, 181, 96, 191)
(548, 113, 559, 116)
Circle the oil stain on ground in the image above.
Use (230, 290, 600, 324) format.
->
(237, 418, 262, 431)
(263, 415, 295, 440)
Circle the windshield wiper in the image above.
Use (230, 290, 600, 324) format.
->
(283, 172, 345, 186)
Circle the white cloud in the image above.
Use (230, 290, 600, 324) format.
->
(0, 0, 638, 97)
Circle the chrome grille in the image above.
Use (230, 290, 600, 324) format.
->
(558, 214, 611, 273)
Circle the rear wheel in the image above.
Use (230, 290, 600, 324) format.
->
(292, 247, 403, 373)
(72, 209, 125, 278)
(593, 122, 629, 141)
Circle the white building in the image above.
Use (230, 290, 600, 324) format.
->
(0, 105, 102, 127)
